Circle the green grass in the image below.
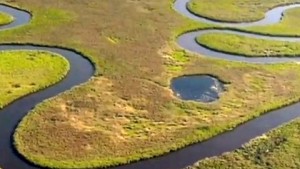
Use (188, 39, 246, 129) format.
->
(0, 11, 13, 26)
(196, 33, 300, 57)
(246, 7, 300, 36)
(186, 0, 300, 36)
(0, 50, 69, 108)
(14, 56, 300, 168)
(186, 118, 300, 169)
(187, 0, 300, 22)
(6, 0, 300, 168)
(166, 50, 190, 73)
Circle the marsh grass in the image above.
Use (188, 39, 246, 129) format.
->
(196, 33, 300, 57)
(14, 54, 300, 168)
(0, 50, 69, 108)
(246, 7, 300, 36)
(6, 0, 300, 168)
(187, 0, 300, 22)
(187, 118, 300, 169)
(0, 11, 13, 26)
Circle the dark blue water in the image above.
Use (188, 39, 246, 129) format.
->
(171, 75, 224, 102)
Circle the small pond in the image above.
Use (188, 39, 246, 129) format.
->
(171, 75, 224, 102)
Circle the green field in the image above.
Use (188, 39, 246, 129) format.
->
(0, 50, 69, 108)
(187, 118, 300, 169)
(196, 33, 300, 57)
(0, 0, 295, 168)
(187, 0, 300, 22)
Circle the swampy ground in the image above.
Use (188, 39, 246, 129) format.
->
(0, 0, 299, 168)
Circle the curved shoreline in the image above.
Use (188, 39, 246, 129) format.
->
(0, 45, 94, 169)
(103, 1, 300, 169)
(171, 75, 225, 102)
(1, 1, 300, 169)
(0, 5, 95, 169)
(0, 4, 31, 30)
(177, 29, 300, 63)
(185, 1, 300, 24)
(174, 0, 300, 27)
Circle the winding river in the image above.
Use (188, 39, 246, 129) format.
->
(1, 1, 300, 169)
(0, 4, 95, 169)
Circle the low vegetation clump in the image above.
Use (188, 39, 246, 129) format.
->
(187, 0, 300, 22)
(0, 11, 13, 26)
(0, 50, 69, 108)
(186, 118, 300, 169)
(197, 33, 300, 57)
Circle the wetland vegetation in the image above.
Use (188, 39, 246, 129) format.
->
(0, 0, 298, 168)
(197, 33, 300, 57)
(187, 0, 300, 22)
(0, 50, 69, 108)
(0, 11, 13, 25)
(184, 0, 300, 168)
(187, 118, 300, 169)
(246, 7, 300, 35)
